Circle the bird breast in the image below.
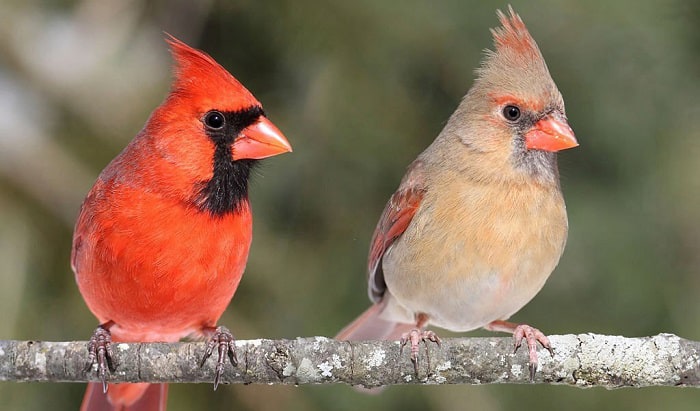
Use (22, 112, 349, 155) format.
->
(381, 175, 568, 332)
(73, 179, 253, 341)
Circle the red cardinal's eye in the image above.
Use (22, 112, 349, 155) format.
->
(502, 105, 521, 121)
(204, 111, 225, 130)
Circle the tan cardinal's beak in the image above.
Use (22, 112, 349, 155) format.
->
(233, 116, 292, 160)
(524, 113, 578, 152)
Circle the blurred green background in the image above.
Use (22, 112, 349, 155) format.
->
(1, 0, 699, 410)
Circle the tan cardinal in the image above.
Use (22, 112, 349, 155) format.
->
(337, 7, 578, 379)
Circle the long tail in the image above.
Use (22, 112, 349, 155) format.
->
(336, 300, 414, 342)
(81, 383, 167, 411)
(336, 301, 415, 394)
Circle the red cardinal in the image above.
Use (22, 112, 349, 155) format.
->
(337, 7, 578, 379)
(72, 36, 292, 410)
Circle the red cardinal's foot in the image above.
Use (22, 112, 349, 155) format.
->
(399, 329, 441, 374)
(512, 324, 553, 381)
(85, 322, 116, 393)
(200, 326, 238, 390)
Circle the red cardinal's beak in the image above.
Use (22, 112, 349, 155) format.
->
(233, 116, 292, 160)
(524, 113, 578, 152)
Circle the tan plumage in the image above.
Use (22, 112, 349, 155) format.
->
(337, 7, 578, 377)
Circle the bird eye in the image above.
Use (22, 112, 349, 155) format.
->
(204, 111, 225, 130)
(502, 105, 521, 122)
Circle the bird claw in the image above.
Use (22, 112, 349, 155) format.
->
(399, 329, 441, 374)
(511, 324, 552, 382)
(85, 324, 116, 393)
(200, 326, 237, 390)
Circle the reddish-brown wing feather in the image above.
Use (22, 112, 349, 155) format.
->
(367, 161, 426, 303)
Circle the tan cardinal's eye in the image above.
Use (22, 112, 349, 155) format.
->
(204, 111, 225, 130)
(502, 105, 521, 121)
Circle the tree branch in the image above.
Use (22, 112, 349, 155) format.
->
(1, 334, 699, 388)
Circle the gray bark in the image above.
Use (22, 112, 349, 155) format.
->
(1, 334, 699, 388)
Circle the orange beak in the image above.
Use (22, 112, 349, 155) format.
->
(232, 116, 292, 160)
(524, 113, 578, 152)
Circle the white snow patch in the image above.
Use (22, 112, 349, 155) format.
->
(318, 361, 333, 377)
(435, 361, 452, 371)
(365, 349, 386, 367)
(117, 343, 130, 351)
(312, 336, 330, 350)
(0, 347, 5, 356)
(653, 334, 681, 358)
(330, 354, 344, 369)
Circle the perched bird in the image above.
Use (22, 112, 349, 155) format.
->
(72, 36, 292, 410)
(337, 7, 578, 379)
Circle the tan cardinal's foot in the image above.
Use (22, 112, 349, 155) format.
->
(512, 324, 554, 381)
(486, 320, 553, 381)
(200, 326, 238, 390)
(399, 329, 441, 374)
(485, 321, 554, 382)
(85, 321, 117, 393)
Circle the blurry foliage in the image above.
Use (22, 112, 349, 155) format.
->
(1, 0, 699, 410)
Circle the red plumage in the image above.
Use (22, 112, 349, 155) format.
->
(73, 36, 291, 410)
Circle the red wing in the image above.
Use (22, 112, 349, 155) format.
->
(367, 160, 426, 303)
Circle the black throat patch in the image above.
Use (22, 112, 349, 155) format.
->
(195, 106, 264, 216)
(509, 109, 560, 185)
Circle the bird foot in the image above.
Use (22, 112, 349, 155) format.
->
(512, 324, 553, 381)
(200, 326, 238, 390)
(84, 323, 116, 393)
(399, 329, 441, 374)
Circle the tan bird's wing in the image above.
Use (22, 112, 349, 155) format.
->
(367, 160, 426, 303)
